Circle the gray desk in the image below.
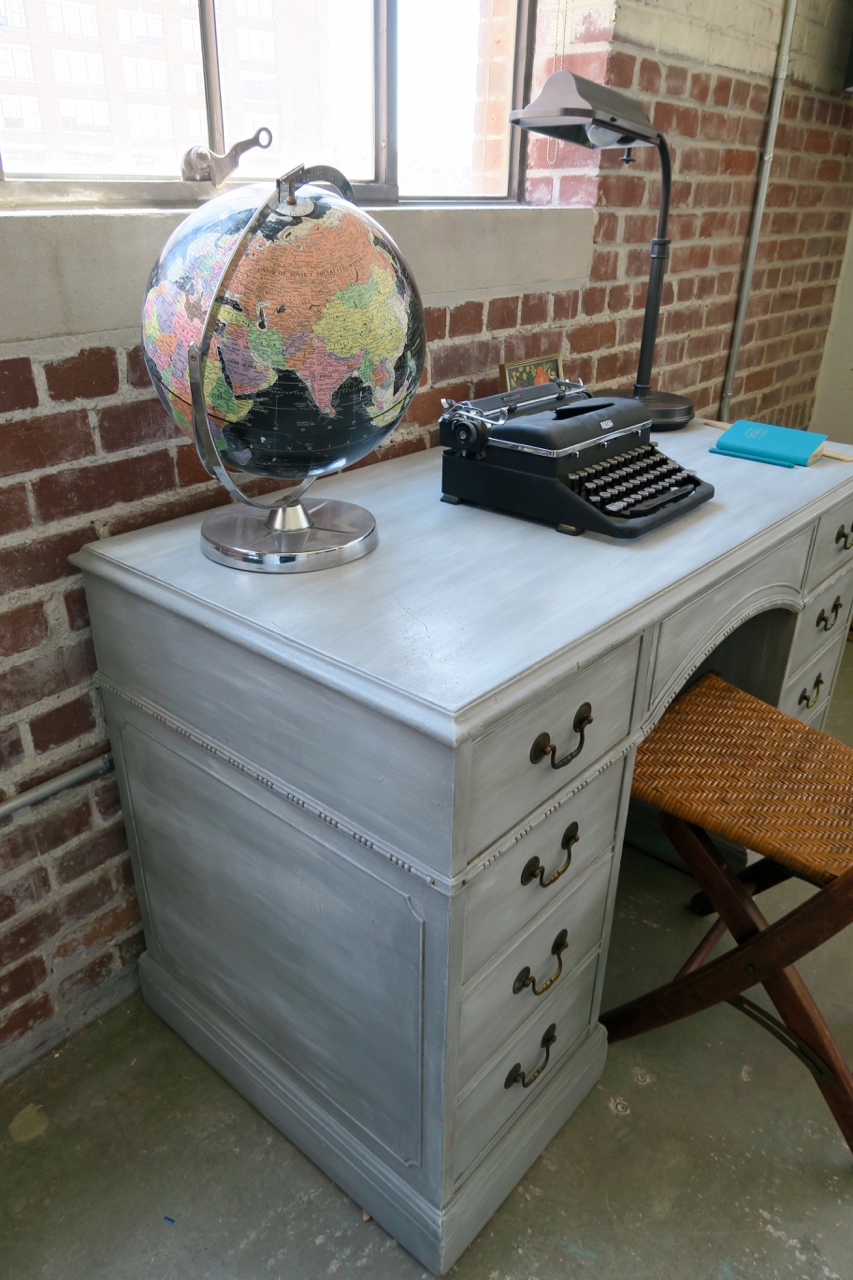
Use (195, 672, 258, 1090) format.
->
(74, 423, 853, 1273)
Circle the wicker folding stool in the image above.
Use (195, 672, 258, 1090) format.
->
(600, 670, 853, 1154)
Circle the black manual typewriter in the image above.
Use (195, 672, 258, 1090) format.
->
(439, 381, 714, 538)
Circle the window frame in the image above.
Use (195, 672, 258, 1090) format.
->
(0, 0, 535, 206)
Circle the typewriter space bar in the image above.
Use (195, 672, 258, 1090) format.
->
(627, 484, 695, 517)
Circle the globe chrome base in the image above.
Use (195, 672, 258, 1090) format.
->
(200, 497, 378, 573)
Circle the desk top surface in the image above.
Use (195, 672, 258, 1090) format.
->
(76, 423, 853, 720)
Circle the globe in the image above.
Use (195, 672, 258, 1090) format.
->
(141, 181, 426, 482)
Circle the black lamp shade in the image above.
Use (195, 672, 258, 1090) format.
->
(509, 71, 659, 149)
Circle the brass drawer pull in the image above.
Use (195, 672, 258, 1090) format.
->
(530, 702, 593, 770)
(816, 597, 843, 632)
(799, 672, 824, 710)
(513, 929, 569, 997)
(836, 525, 853, 552)
(521, 821, 579, 888)
(504, 1023, 557, 1090)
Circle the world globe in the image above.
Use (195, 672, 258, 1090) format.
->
(142, 181, 426, 481)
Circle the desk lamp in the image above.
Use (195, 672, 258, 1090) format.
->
(510, 72, 693, 430)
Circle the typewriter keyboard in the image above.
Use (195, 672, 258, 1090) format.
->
(567, 443, 699, 519)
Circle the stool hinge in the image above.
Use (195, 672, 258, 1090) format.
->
(727, 995, 835, 1085)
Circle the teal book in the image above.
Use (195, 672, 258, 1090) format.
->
(710, 420, 827, 469)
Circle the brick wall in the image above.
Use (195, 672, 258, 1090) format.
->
(3, 0, 853, 1082)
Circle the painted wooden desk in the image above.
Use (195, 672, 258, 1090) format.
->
(73, 423, 853, 1273)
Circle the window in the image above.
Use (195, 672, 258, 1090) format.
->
(123, 57, 168, 93)
(1, 92, 40, 129)
(0, 0, 27, 29)
(59, 98, 109, 131)
(128, 102, 172, 138)
(116, 9, 164, 47)
(236, 28, 273, 63)
(53, 49, 104, 87)
(45, 2, 99, 39)
(0, 43, 33, 78)
(240, 70, 274, 102)
(0, 1, 528, 200)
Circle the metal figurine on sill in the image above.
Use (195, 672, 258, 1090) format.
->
(141, 140, 426, 573)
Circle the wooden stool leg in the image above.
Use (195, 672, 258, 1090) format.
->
(689, 858, 794, 917)
(663, 815, 853, 1154)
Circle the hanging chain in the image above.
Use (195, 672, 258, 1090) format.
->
(547, 0, 569, 165)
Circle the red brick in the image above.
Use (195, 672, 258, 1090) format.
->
(663, 305, 702, 336)
(598, 173, 646, 207)
(30, 694, 97, 754)
(713, 241, 746, 268)
(590, 249, 618, 282)
(670, 244, 712, 273)
(595, 348, 638, 384)
(94, 777, 121, 818)
(0, 956, 47, 1012)
(731, 79, 751, 109)
(553, 290, 580, 322)
(97, 398, 183, 451)
(345, 433, 430, 473)
(0, 991, 52, 1046)
(449, 302, 484, 338)
(0, 409, 94, 479)
(54, 821, 127, 884)
(108, 486, 229, 537)
(175, 443, 213, 488)
(0, 797, 91, 876)
(54, 896, 140, 961)
(638, 59, 661, 93)
(618, 314, 645, 345)
(745, 368, 774, 393)
(557, 174, 599, 206)
(817, 158, 843, 184)
(487, 296, 519, 330)
(503, 329, 565, 363)
(689, 72, 711, 104)
(116, 930, 145, 968)
(665, 65, 689, 95)
(0, 484, 30, 536)
(126, 345, 151, 389)
(713, 76, 733, 107)
(722, 148, 758, 179)
(607, 284, 632, 313)
(403, 383, 469, 427)
(686, 331, 725, 359)
(0, 638, 96, 718)
(0, 725, 24, 770)
(32, 450, 176, 523)
(0, 905, 62, 969)
(521, 293, 548, 325)
(624, 214, 657, 244)
(650, 103, 696, 138)
(16, 740, 109, 797)
(749, 84, 770, 116)
(0, 358, 38, 414)
(525, 176, 553, 206)
(692, 180, 733, 209)
(430, 339, 500, 384)
(594, 211, 619, 244)
(699, 210, 738, 238)
(607, 50, 635, 90)
(0, 601, 48, 659)
(59, 952, 114, 1001)
(44, 348, 118, 402)
(680, 147, 721, 176)
(63, 586, 89, 633)
(567, 321, 617, 355)
(581, 287, 606, 316)
(700, 110, 740, 143)
(804, 129, 831, 155)
(0, 867, 51, 925)
(423, 307, 446, 342)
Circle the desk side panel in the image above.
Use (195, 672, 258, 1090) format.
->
(85, 576, 455, 875)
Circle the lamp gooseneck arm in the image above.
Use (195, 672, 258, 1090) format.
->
(634, 136, 671, 396)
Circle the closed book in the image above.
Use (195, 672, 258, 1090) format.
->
(713, 420, 827, 467)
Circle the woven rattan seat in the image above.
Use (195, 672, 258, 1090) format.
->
(601, 671, 853, 1158)
(632, 671, 853, 885)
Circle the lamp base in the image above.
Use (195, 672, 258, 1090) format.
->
(616, 387, 694, 431)
(200, 497, 378, 573)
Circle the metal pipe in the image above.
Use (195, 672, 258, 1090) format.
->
(198, 0, 225, 155)
(508, 0, 537, 201)
(0, 753, 113, 822)
(634, 138, 672, 395)
(374, 0, 397, 192)
(719, 0, 799, 421)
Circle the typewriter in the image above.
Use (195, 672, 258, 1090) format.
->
(439, 380, 714, 538)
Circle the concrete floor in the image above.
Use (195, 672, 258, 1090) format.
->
(2, 647, 852, 1280)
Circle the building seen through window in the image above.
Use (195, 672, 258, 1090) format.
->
(0, 0, 520, 198)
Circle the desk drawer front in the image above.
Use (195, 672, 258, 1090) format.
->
(455, 950, 598, 1182)
(778, 632, 846, 721)
(788, 568, 853, 677)
(458, 856, 610, 1091)
(467, 638, 640, 855)
(806, 499, 853, 593)
(462, 759, 625, 983)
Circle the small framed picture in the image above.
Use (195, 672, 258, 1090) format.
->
(499, 354, 564, 393)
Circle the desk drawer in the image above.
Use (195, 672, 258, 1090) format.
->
(466, 637, 640, 854)
(806, 498, 853, 592)
(788, 568, 853, 677)
(458, 855, 610, 1091)
(462, 758, 625, 983)
(455, 949, 598, 1183)
(778, 632, 846, 721)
